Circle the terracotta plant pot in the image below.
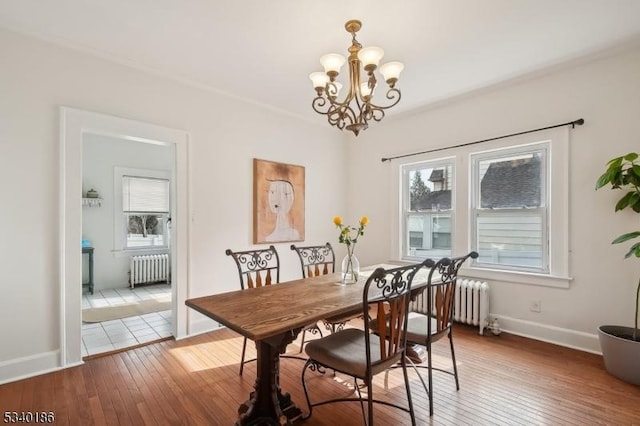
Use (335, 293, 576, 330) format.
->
(598, 325, 640, 386)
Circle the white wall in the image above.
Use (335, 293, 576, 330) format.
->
(0, 28, 346, 383)
(82, 134, 173, 290)
(347, 45, 640, 352)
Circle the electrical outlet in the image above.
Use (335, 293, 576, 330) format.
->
(529, 299, 541, 313)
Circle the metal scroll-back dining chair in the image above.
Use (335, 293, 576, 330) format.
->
(403, 251, 479, 416)
(225, 245, 280, 376)
(301, 262, 426, 426)
(290, 242, 361, 351)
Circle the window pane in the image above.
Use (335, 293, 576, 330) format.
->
(432, 215, 451, 249)
(406, 213, 452, 258)
(476, 212, 543, 269)
(125, 214, 167, 248)
(478, 153, 542, 209)
(409, 231, 423, 248)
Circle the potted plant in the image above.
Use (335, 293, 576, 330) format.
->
(595, 152, 640, 385)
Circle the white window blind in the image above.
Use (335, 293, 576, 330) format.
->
(123, 176, 169, 213)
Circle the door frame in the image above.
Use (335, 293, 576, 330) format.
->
(60, 107, 190, 367)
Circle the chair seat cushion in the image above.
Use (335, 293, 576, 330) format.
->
(405, 312, 448, 344)
(305, 328, 397, 378)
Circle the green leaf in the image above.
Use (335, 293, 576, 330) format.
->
(606, 169, 623, 187)
(612, 231, 640, 244)
(595, 171, 613, 189)
(615, 192, 634, 211)
(629, 165, 640, 187)
(623, 152, 639, 162)
(629, 192, 640, 208)
(607, 156, 624, 168)
(624, 242, 640, 259)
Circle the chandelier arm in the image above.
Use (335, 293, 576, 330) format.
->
(312, 95, 357, 124)
(319, 99, 357, 130)
(311, 96, 330, 114)
(329, 104, 357, 127)
(314, 98, 353, 130)
(323, 81, 356, 111)
(364, 105, 385, 123)
(363, 88, 402, 111)
(323, 96, 354, 111)
(315, 101, 345, 128)
(327, 106, 348, 130)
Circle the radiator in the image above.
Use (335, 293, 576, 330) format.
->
(410, 278, 490, 335)
(454, 278, 490, 335)
(129, 254, 170, 288)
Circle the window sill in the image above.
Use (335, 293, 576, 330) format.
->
(459, 267, 572, 289)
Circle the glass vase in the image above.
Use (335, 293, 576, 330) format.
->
(341, 253, 360, 285)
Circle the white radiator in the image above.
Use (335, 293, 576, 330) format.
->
(454, 278, 490, 335)
(410, 278, 490, 335)
(129, 254, 170, 288)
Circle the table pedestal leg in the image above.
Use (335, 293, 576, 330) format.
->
(237, 333, 302, 425)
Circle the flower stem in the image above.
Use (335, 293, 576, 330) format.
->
(343, 244, 358, 282)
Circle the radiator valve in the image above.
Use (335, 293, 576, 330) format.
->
(488, 318, 502, 335)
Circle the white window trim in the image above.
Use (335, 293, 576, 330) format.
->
(391, 126, 571, 288)
(113, 166, 171, 255)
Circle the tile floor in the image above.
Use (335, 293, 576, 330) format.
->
(82, 283, 172, 357)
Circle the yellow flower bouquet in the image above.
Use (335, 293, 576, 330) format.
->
(333, 215, 369, 284)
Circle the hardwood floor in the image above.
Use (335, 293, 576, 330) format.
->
(2, 324, 639, 425)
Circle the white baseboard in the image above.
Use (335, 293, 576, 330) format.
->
(0, 350, 78, 385)
(493, 314, 602, 355)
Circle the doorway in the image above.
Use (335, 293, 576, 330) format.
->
(60, 107, 189, 367)
(81, 134, 174, 356)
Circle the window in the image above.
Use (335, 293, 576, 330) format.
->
(122, 175, 170, 250)
(471, 144, 548, 272)
(396, 127, 570, 286)
(402, 160, 454, 259)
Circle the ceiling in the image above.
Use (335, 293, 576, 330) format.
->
(2, 1, 640, 125)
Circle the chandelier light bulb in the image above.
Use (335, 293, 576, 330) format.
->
(309, 72, 329, 89)
(380, 61, 404, 86)
(357, 46, 384, 71)
(320, 53, 346, 77)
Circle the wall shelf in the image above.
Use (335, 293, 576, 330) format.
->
(82, 198, 103, 207)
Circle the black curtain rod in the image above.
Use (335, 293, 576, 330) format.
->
(380, 118, 585, 163)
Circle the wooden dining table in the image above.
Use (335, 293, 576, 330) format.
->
(185, 265, 429, 425)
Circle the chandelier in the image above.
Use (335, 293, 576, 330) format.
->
(309, 20, 404, 136)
